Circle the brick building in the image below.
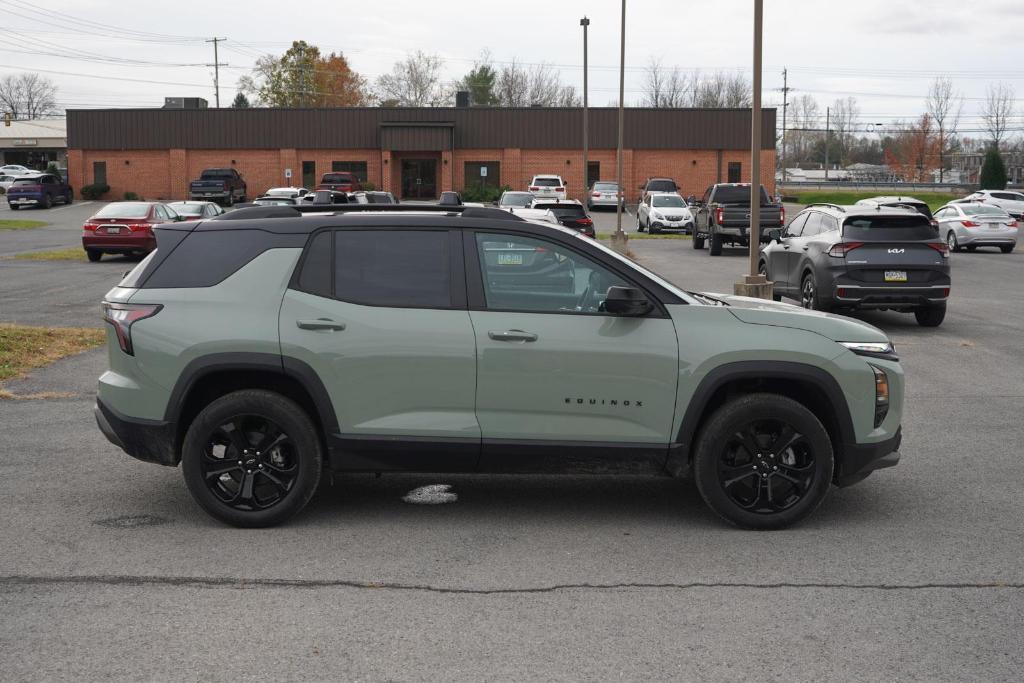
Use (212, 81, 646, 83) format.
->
(66, 107, 776, 202)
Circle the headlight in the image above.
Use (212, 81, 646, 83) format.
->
(840, 341, 897, 360)
(651, 211, 662, 219)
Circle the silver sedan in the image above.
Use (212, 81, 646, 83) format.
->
(935, 203, 1018, 253)
(587, 181, 625, 210)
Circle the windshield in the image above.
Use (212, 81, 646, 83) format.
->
(713, 185, 771, 204)
(94, 202, 151, 219)
(594, 182, 619, 191)
(647, 180, 677, 192)
(322, 173, 354, 183)
(582, 235, 699, 304)
(500, 193, 533, 207)
(962, 204, 1009, 216)
(254, 197, 295, 205)
(532, 178, 560, 187)
(545, 207, 586, 218)
(200, 169, 234, 179)
(653, 195, 685, 208)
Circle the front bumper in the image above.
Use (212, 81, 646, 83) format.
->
(836, 427, 901, 486)
(650, 219, 694, 232)
(95, 398, 178, 467)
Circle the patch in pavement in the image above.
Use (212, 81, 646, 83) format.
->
(402, 484, 457, 505)
(93, 514, 170, 529)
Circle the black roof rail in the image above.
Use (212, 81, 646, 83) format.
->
(804, 202, 846, 212)
(216, 203, 526, 221)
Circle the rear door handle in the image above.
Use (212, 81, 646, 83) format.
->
(802, 246, 810, 251)
(783, 245, 791, 250)
(296, 318, 346, 331)
(488, 329, 538, 342)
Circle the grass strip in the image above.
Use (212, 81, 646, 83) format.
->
(597, 233, 692, 240)
(0, 219, 48, 230)
(0, 324, 105, 385)
(790, 190, 964, 212)
(11, 247, 87, 261)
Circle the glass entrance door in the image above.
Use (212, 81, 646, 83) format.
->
(401, 159, 437, 199)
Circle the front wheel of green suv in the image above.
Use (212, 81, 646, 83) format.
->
(181, 390, 322, 528)
(693, 394, 834, 530)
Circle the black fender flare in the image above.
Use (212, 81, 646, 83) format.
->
(666, 360, 856, 475)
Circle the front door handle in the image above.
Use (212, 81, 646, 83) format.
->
(296, 318, 346, 331)
(802, 246, 810, 251)
(783, 244, 791, 250)
(488, 329, 538, 343)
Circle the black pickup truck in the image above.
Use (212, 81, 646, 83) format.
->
(693, 183, 784, 256)
(189, 168, 247, 206)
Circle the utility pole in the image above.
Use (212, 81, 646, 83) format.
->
(612, 0, 628, 252)
(206, 37, 227, 108)
(780, 67, 789, 184)
(824, 105, 831, 181)
(581, 16, 590, 202)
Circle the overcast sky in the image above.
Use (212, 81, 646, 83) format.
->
(2, 0, 1022, 138)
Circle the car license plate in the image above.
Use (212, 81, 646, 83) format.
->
(205, 192, 215, 196)
(497, 253, 523, 265)
(884, 270, 908, 282)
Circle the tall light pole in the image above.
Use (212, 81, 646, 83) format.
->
(734, 0, 772, 300)
(612, 0, 628, 251)
(581, 16, 590, 202)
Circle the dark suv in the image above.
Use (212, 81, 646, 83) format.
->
(759, 203, 951, 326)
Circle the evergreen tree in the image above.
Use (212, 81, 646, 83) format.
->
(458, 63, 498, 106)
(231, 92, 250, 108)
(979, 147, 1008, 190)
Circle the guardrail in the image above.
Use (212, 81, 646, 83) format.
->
(778, 181, 976, 193)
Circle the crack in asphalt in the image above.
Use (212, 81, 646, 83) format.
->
(1, 574, 1021, 595)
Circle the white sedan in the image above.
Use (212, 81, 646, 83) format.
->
(0, 164, 33, 177)
(962, 189, 1024, 220)
(637, 192, 695, 233)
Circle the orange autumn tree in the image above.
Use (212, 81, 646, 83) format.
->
(884, 114, 941, 182)
(313, 52, 370, 107)
(240, 41, 370, 107)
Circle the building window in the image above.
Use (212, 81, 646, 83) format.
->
(93, 161, 107, 185)
(301, 161, 316, 189)
(727, 162, 742, 183)
(464, 161, 500, 191)
(331, 161, 368, 182)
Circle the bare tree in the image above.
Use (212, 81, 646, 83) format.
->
(526, 62, 562, 106)
(981, 82, 1015, 150)
(788, 94, 820, 165)
(375, 51, 450, 106)
(690, 71, 751, 108)
(493, 60, 575, 107)
(926, 77, 962, 182)
(642, 58, 690, 108)
(829, 96, 860, 167)
(0, 73, 59, 119)
(494, 60, 529, 106)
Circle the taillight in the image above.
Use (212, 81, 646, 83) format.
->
(714, 207, 724, 224)
(828, 242, 865, 258)
(1009, 220, 1019, 228)
(102, 302, 162, 355)
(577, 217, 593, 226)
(961, 220, 980, 228)
(930, 219, 939, 229)
(529, 186, 539, 191)
(555, 187, 564, 192)
(128, 223, 151, 232)
(926, 242, 950, 258)
(83, 222, 99, 231)
(779, 205, 786, 225)
(592, 192, 601, 197)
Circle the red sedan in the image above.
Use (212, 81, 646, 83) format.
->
(82, 202, 181, 262)
(315, 172, 363, 193)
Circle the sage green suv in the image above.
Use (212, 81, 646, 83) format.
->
(94, 205, 903, 529)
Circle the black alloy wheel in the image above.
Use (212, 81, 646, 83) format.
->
(801, 272, 820, 310)
(182, 390, 321, 527)
(693, 394, 834, 529)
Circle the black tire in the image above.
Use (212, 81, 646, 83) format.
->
(181, 389, 323, 528)
(41, 194, 52, 209)
(709, 231, 723, 256)
(946, 231, 959, 252)
(966, 245, 976, 252)
(637, 214, 645, 232)
(914, 304, 946, 327)
(86, 249, 102, 262)
(225, 193, 234, 207)
(1000, 244, 1014, 254)
(650, 223, 661, 235)
(693, 233, 705, 249)
(694, 393, 834, 530)
(9, 204, 19, 211)
(65, 191, 73, 204)
(800, 271, 830, 311)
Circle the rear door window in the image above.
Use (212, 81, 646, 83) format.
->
(334, 230, 452, 309)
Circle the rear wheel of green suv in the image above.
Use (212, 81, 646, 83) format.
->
(181, 390, 322, 528)
(693, 394, 834, 530)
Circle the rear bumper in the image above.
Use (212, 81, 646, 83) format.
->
(836, 427, 902, 487)
(95, 398, 178, 467)
(83, 233, 156, 252)
(833, 283, 949, 309)
(8, 194, 43, 205)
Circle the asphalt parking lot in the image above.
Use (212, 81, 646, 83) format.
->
(1, 201, 1022, 679)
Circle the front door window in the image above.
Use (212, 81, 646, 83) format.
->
(401, 159, 438, 199)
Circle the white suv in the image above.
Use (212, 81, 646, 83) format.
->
(637, 192, 694, 233)
(528, 175, 566, 200)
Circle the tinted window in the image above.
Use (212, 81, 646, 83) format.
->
(297, 231, 332, 297)
(334, 231, 450, 308)
(94, 202, 152, 219)
(843, 215, 935, 240)
(141, 230, 306, 288)
(11, 178, 40, 186)
(962, 204, 1009, 216)
(993, 192, 1024, 201)
(647, 180, 677, 192)
(500, 193, 533, 207)
(785, 213, 809, 237)
(200, 169, 235, 179)
(801, 213, 823, 237)
(322, 173, 355, 184)
(532, 178, 560, 187)
(475, 233, 628, 314)
(330, 162, 368, 182)
(712, 185, 771, 204)
(534, 203, 585, 217)
(594, 182, 618, 191)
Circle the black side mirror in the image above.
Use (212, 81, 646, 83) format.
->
(767, 228, 782, 242)
(603, 286, 652, 316)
